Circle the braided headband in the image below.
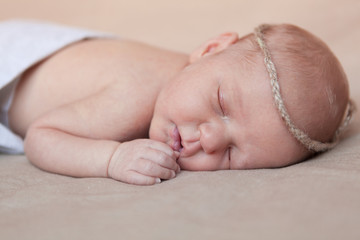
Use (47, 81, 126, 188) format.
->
(254, 24, 355, 152)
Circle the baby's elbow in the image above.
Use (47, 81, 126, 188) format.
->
(24, 123, 50, 169)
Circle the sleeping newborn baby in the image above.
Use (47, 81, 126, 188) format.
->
(1, 20, 354, 185)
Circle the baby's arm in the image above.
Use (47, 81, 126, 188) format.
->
(25, 87, 179, 185)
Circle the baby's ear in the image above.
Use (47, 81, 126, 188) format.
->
(189, 32, 239, 63)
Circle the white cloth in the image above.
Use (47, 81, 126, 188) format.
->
(0, 19, 114, 154)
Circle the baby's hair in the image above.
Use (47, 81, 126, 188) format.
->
(252, 24, 354, 153)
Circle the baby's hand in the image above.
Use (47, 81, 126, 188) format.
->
(107, 139, 180, 185)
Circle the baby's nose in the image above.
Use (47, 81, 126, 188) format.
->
(199, 123, 228, 154)
(181, 140, 202, 157)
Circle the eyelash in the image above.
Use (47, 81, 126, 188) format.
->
(228, 147, 231, 162)
(217, 86, 225, 116)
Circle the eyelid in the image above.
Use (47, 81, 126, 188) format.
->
(217, 85, 226, 116)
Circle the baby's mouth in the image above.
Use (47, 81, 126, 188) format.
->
(171, 126, 183, 152)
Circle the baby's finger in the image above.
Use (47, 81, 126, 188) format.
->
(137, 158, 176, 180)
(144, 148, 179, 171)
(124, 170, 162, 185)
(145, 140, 178, 159)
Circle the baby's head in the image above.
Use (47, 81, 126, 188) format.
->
(150, 24, 353, 171)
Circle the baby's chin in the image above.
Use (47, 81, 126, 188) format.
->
(147, 118, 158, 140)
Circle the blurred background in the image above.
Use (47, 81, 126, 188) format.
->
(1, 0, 359, 97)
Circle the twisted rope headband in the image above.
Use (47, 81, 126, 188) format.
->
(254, 24, 355, 152)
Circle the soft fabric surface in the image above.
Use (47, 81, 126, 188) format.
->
(1, 0, 359, 239)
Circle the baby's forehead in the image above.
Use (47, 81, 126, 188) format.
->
(219, 47, 264, 79)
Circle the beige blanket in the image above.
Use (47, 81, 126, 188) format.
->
(1, 0, 360, 239)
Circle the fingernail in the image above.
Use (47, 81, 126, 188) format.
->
(171, 171, 176, 178)
(155, 178, 161, 184)
(176, 166, 181, 173)
(174, 151, 180, 158)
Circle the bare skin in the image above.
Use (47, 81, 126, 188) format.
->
(9, 39, 188, 184)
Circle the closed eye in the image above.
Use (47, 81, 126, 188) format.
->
(217, 85, 226, 116)
(228, 147, 231, 161)
(227, 147, 232, 169)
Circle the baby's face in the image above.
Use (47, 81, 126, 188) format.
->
(150, 50, 304, 171)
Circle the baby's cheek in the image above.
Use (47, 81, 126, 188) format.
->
(178, 153, 224, 171)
